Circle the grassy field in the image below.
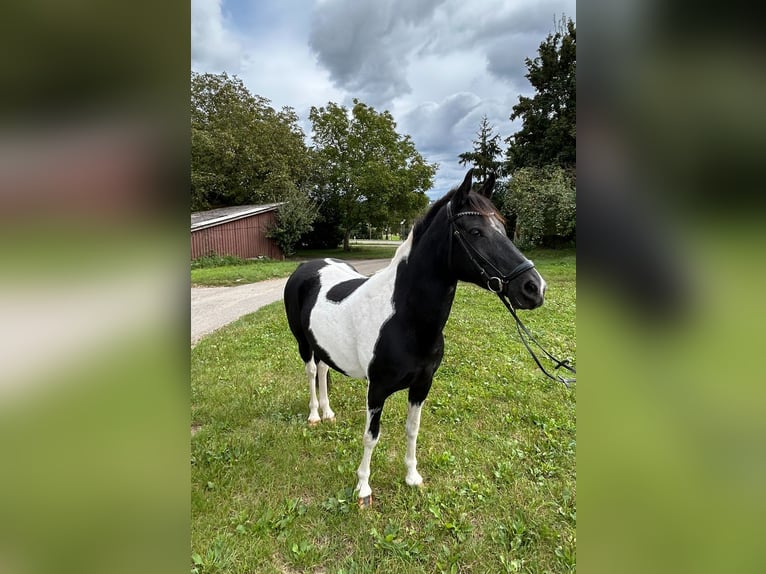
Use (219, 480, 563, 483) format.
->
(191, 251, 575, 573)
(191, 245, 401, 287)
(191, 247, 571, 288)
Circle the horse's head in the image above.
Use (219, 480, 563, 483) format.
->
(446, 170, 546, 310)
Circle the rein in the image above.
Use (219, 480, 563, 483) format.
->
(446, 202, 576, 387)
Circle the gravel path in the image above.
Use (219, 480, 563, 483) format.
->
(191, 259, 391, 346)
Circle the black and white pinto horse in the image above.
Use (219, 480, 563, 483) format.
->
(284, 170, 546, 505)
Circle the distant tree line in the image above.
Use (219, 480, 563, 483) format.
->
(459, 16, 576, 249)
(191, 16, 575, 255)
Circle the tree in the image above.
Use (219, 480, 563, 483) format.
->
(191, 72, 310, 210)
(458, 115, 504, 182)
(266, 185, 318, 257)
(309, 100, 435, 250)
(507, 166, 576, 249)
(505, 16, 576, 172)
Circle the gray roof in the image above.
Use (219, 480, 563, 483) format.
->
(191, 203, 282, 231)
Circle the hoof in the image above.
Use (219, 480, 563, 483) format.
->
(358, 495, 373, 508)
(307, 419, 321, 427)
(322, 416, 336, 423)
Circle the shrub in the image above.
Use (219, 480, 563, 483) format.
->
(508, 166, 576, 249)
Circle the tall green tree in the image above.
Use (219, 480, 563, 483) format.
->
(309, 100, 435, 250)
(505, 17, 576, 172)
(458, 115, 504, 182)
(191, 71, 310, 210)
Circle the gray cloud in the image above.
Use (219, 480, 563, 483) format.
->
(308, 0, 573, 109)
(309, 0, 446, 107)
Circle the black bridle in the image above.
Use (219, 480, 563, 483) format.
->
(447, 202, 576, 387)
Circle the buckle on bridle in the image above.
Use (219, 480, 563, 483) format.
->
(487, 276, 505, 293)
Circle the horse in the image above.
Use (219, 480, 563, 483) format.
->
(283, 169, 547, 505)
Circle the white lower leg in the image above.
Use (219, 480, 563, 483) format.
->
(317, 362, 335, 420)
(356, 409, 380, 499)
(306, 360, 320, 424)
(405, 402, 423, 486)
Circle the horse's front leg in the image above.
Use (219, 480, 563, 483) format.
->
(356, 387, 385, 507)
(404, 401, 424, 486)
(404, 365, 436, 488)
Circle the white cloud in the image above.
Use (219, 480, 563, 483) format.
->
(191, 0, 243, 72)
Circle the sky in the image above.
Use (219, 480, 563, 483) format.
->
(191, 0, 576, 200)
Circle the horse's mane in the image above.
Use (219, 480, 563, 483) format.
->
(412, 186, 503, 242)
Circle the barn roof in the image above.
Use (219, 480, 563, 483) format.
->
(191, 203, 282, 231)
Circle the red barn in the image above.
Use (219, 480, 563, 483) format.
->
(191, 204, 284, 260)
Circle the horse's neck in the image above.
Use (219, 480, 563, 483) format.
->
(395, 222, 457, 338)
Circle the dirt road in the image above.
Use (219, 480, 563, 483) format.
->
(191, 259, 390, 346)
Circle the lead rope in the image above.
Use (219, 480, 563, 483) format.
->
(496, 292, 576, 387)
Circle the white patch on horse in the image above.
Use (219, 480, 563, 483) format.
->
(404, 402, 424, 486)
(356, 404, 382, 499)
(305, 359, 320, 424)
(309, 234, 413, 380)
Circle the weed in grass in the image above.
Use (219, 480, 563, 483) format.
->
(322, 486, 356, 514)
(371, 521, 422, 560)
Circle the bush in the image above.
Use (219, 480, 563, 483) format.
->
(266, 187, 318, 257)
(508, 166, 576, 249)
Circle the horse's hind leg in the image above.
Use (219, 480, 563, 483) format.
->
(317, 361, 335, 422)
(305, 358, 321, 425)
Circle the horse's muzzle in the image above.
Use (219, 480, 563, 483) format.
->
(509, 272, 546, 310)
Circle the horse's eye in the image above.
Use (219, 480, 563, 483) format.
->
(469, 228, 482, 237)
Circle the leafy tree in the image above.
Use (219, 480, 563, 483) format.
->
(191, 71, 310, 210)
(508, 166, 576, 249)
(458, 115, 504, 182)
(309, 100, 435, 250)
(266, 185, 318, 257)
(505, 16, 576, 172)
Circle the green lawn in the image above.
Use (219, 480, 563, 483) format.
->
(191, 247, 572, 288)
(191, 260, 302, 287)
(191, 245, 401, 287)
(191, 252, 576, 573)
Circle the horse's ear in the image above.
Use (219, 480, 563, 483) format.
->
(478, 173, 496, 198)
(453, 169, 474, 206)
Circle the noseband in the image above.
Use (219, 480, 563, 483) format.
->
(446, 201, 576, 387)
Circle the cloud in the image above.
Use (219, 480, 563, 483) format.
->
(309, 0, 446, 108)
(191, 0, 243, 72)
(308, 0, 574, 110)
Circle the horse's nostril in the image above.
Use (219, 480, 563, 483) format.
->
(523, 280, 538, 296)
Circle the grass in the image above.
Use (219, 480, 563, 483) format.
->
(296, 244, 400, 261)
(191, 246, 573, 288)
(191, 252, 576, 573)
(191, 245, 400, 287)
